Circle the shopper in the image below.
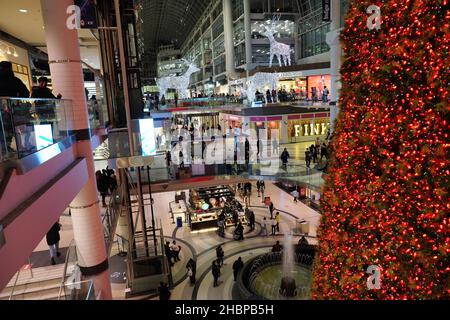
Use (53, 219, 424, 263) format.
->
(269, 201, 275, 219)
(171, 240, 181, 262)
(322, 86, 329, 103)
(271, 218, 277, 235)
(305, 148, 311, 168)
(298, 236, 309, 247)
(232, 257, 244, 281)
(280, 148, 290, 170)
(248, 210, 256, 231)
(272, 240, 282, 253)
(158, 282, 171, 300)
(164, 241, 174, 267)
(186, 258, 197, 284)
(261, 217, 268, 236)
(321, 142, 328, 160)
(275, 212, 281, 232)
(235, 222, 244, 241)
(46, 221, 61, 265)
(216, 245, 224, 267)
(95, 170, 109, 207)
(309, 144, 317, 163)
(212, 261, 220, 287)
(292, 189, 299, 203)
(0, 61, 30, 97)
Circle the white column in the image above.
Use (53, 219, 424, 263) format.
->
(326, 0, 342, 133)
(40, 0, 112, 299)
(223, 0, 236, 82)
(243, 0, 253, 72)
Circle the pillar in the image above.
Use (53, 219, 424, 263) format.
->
(223, 0, 236, 82)
(326, 0, 342, 133)
(244, 0, 253, 72)
(40, 0, 112, 299)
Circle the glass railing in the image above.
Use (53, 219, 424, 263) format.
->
(158, 96, 244, 110)
(0, 98, 72, 161)
(60, 279, 96, 300)
(87, 99, 109, 130)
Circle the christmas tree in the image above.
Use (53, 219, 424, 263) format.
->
(312, 0, 449, 299)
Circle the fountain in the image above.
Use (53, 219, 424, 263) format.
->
(280, 234, 297, 297)
(235, 236, 316, 300)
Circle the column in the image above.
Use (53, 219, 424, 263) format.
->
(40, 0, 112, 299)
(281, 115, 289, 144)
(326, 0, 342, 133)
(243, 0, 253, 72)
(223, 0, 236, 81)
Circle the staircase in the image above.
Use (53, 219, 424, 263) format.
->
(0, 264, 65, 300)
(93, 141, 110, 160)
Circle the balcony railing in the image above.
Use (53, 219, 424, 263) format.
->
(0, 98, 72, 162)
(0, 97, 109, 163)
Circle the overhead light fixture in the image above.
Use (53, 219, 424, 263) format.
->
(6, 47, 11, 55)
(19, 9, 28, 13)
(13, 49, 18, 58)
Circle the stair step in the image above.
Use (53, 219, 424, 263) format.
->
(0, 279, 62, 299)
(5, 264, 66, 287)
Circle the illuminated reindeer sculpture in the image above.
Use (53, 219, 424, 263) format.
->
(156, 58, 200, 99)
(261, 14, 292, 68)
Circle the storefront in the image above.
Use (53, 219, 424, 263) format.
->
(287, 112, 330, 143)
(188, 185, 234, 231)
(220, 113, 243, 132)
(307, 75, 331, 101)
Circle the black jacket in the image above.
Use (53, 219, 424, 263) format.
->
(0, 75, 30, 98)
(233, 259, 244, 272)
(46, 222, 61, 246)
(31, 87, 57, 99)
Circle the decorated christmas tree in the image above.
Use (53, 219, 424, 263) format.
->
(312, 0, 449, 299)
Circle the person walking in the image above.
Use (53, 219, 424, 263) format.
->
(305, 148, 311, 168)
(261, 217, 268, 236)
(96, 170, 109, 207)
(212, 261, 220, 287)
(158, 282, 171, 300)
(164, 241, 174, 267)
(272, 137, 279, 155)
(268, 201, 275, 219)
(236, 221, 244, 241)
(271, 218, 277, 235)
(171, 240, 181, 262)
(292, 189, 299, 203)
(321, 142, 328, 160)
(322, 86, 329, 103)
(46, 221, 61, 265)
(232, 257, 244, 281)
(280, 148, 290, 170)
(275, 212, 281, 232)
(248, 210, 256, 231)
(186, 258, 197, 284)
(216, 245, 224, 267)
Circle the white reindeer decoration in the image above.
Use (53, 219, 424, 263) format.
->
(156, 58, 200, 99)
(261, 14, 292, 68)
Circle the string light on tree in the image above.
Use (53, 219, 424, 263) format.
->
(311, 0, 449, 299)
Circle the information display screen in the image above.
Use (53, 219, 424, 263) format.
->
(34, 124, 54, 150)
(139, 119, 156, 156)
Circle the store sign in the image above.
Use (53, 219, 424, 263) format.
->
(34, 124, 54, 150)
(139, 119, 156, 156)
(66, 0, 97, 30)
(322, 0, 331, 22)
(294, 121, 330, 137)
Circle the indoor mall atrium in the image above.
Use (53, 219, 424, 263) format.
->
(0, 0, 448, 305)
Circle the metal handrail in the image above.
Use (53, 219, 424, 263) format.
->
(9, 258, 33, 300)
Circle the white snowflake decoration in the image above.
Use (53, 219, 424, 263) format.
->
(156, 58, 200, 99)
(261, 14, 292, 68)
